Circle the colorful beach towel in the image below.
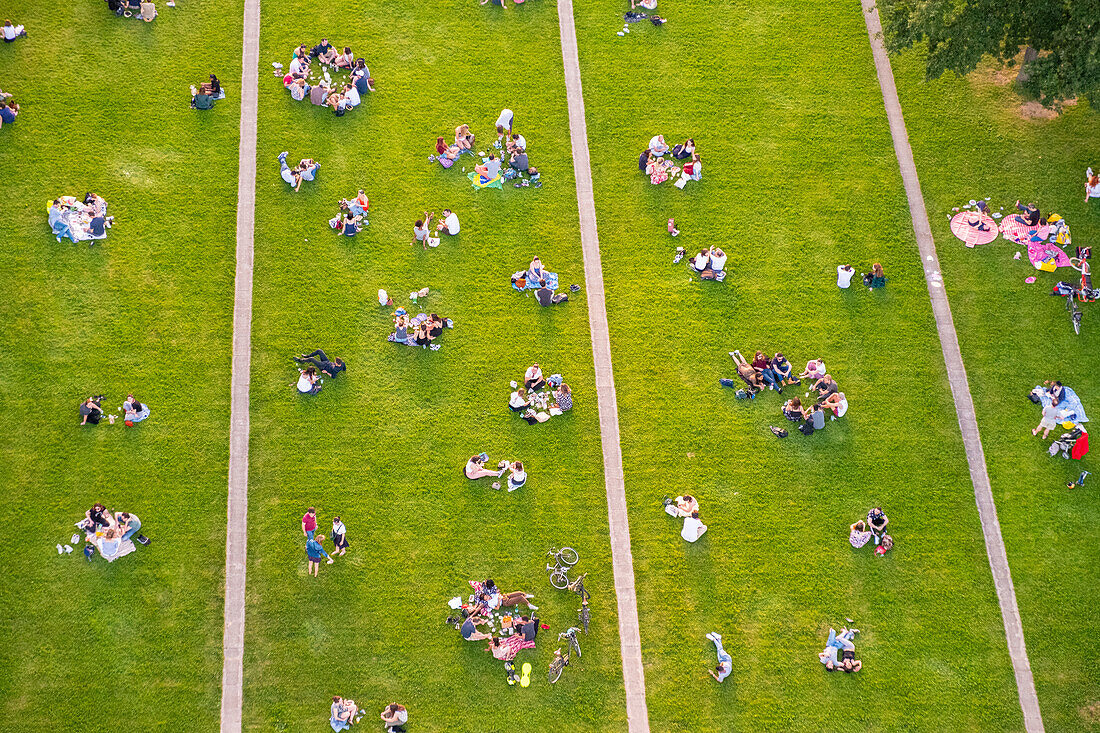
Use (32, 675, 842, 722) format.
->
(498, 632, 536, 661)
(1037, 385, 1089, 424)
(1001, 215, 1050, 244)
(512, 272, 559, 292)
(1027, 242, 1071, 269)
(950, 211, 998, 246)
(468, 172, 503, 190)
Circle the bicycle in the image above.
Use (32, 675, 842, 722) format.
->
(559, 626, 582, 658)
(567, 572, 591, 602)
(548, 647, 571, 684)
(546, 546, 579, 589)
(1067, 289, 1082, 335)
(578, 599, 590, 634)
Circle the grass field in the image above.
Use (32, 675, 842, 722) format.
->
(2, 0, 1097, 730)
(0, 1, 241, 728)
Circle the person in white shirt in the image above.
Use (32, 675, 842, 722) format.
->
(494, 108, 514, 144)
(507, 133, 527, 153)
(344, 82, 361, 107)
(709, 248, 727, 272)
(681, 511, 707, 542)
(296, 367, 322, 395)
(524, 363, 545, 391)
(287, 78, 309, 101)
(139, 1, 156, 22)
(649, 134, 669, 156)
(506, 461, 527, 492)
(1086, 170, 1100, 202)
(288, 55, 307, 78)
(508, 388, 529, 412)
(278, 152, 302, 191)
(837, 264, 855, 289)
(2, 20, 27, 42)
(436, 208, 460, 235)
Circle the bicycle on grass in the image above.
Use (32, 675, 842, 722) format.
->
(567, 571, 590, 602)
(578, 599, 590, 634)
(1067, 288, 1082, 335)
(546, 546, 579, 589)
(548, 627, 582, 683)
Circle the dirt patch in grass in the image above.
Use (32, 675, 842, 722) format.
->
(1081, 700, 1100, 725)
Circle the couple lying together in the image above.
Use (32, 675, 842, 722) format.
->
(819, 627, 862, 673)
(725, 350, 799, 394)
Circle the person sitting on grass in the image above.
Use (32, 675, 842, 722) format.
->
(1086, 170, 1100, 202)
(465, 454, 508, 480)
(288, 51, 309, 79)
(527, 166, 541, 187)
(708, 247, 727, 273)
(342, 80, 361, 108)
(86, 502, 115, 529)
(770, 352, 797, 386)
(328, 88, 349, 116)
(681, 510, 707, 542)
(672, 137, 695, 159)
(526, 255, 547, 284)
(427, 314, 446, 341)
(706, 632, 732, 683)
(461, 609, 494, 642)
(333, 46, 354, 69)
(310, 79, 331, 106)
(190, 84, 214, 110)
(690, 249, 711, 273)
(1015, 199, 1041, 227)
(455, 123, 474, 152)
(646, 154, 674, 185)
(506, 132, 527, 154)
(553, 383, 573, 411)
(390, 312, 409, 344)
(434, 137, 460, 165)
(310, 38, 337, 64)
(412, 321, 430, 348)
(298, 158, 320, 182)
(330, 696, 359, 731)
(506, 461, 527, 492)
(664, 494, 698, 517)
(80, 396, 106, 425)
(122, 394, 150, 425)
(822, 390, 847, 417)
(812, 374, 838, 403)
(2, 20, 27, 41)
(682, 153, 702, 181)
(509, 387, 530, 412)
(138, 1, 156, 21)
(412, 214, 433, 250)
(509, 148, 529, 173)
(729, 350, 765, 392)
(475, 152, 501, 183)
(752, 350, 782, 392)
(783, 396, 808, 422)
(480, 0, 510, 8)
(278, 152, 303, 191)
(0, 99, 18, 125)
(436, 208, 460, 236)
(867, 507, 889, 541)
(648, 134, 669, 156)
(293, 349, 345, 378)
(286, 77, 309, 101)
(380, 704, 408, 733)
(306, 533, 333, 576)
(849, 520, 872, 548)
(799, 403, 826, 434)
(296, 367, 322, 395)
(524, 363, 546, 391)
(862, 262, 886, 289)
(799, 359, 826, 381)
(535, 279, 568, 306)
(340, 211, 362, 237)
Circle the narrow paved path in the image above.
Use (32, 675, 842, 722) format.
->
(219, 0, 260, 729)
(557, 1, 650, 730)
(860, 3, 1044, 731)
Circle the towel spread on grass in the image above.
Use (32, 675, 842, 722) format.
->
(512, 272, 559, 292)
(468, 172, 503, 190)
(950, 212, 998, 246)
(498, 633, 536, 661)
(1037, 385, 1089, 424)
(1001, 215, 1050, 244)
(1026, 242, 1071, 269)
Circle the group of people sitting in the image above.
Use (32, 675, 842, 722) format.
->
(389, 308, 452, 349)
(411, 208, 460, 249)
(79, 394, 149, 426)
(0, 88, 19, 129)
(723, 352, 848, 434)
(453, 578, 541, 685)
(511, 256, 569, 305)
(294, 349, 346, 396)
(509, 364, 573, 424)
(77, 503, 147, 562)
(432, 111, 541, 188)
(676, 246, 727, 281)
(329, 698, 406, 732)
(836, 263, 887, 290)
(848, 506, 892, 554)
(49, 194, 113, 243)
(278, 151, 320, 191)
(329, 190, 370, 235)
(190, 75, 224, 110)
(639, 135, 701, 187)
(104, 0, 158, 20)
(464, 454, 527, 491)
(3, 19, 26, 40)
(818, 626, 862, 673)
(663, 494, 708, 542)
(282, 40, 373, 116)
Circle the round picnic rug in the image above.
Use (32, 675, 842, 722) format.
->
(1000, 214, 1050, 244)
(950, 212, 999, 246)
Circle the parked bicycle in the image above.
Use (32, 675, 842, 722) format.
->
(578, 599, 590, 634)
(1067, 288, 1082, 335)
(546, 546, 579, 589)
(549, 627, 582, 683)
(567, 571, 591, 602)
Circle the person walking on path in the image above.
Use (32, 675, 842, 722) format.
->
(306, 534, 333, 576)
(705, 632, 732, 682)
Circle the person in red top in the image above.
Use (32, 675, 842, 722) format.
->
(302, 508, 317, 540)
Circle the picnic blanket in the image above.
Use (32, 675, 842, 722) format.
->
(497, 632, 536, 661)
(950, 212, 998, 246)
(468, 172, 503, 190)
(1026, 242, 1071, 269)
(512, 271, 559, 292)
(330, 718, 350, 732)
(1001, 215, 1050, 244)
(1036, 385, 1089, 424)
(97, 537, 137, 562)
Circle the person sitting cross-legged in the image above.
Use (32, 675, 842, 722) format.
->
(524, 363, 546, 391)
(330, 696, 359, 731)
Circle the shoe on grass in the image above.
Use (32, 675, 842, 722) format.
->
(520, 662, 531, 687)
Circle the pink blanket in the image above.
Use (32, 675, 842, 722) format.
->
(1027, 242, 1071, 269)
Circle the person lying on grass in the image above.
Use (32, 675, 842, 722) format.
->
(465, 454, 508, 480)
(482, 578, 538, 610)
(706, 632, 732, 682)
(729, 350, 764, 392)
(819, 627, 860, 671)
(1086, 170, 1100, 202)
(278, 152, 303, 191)
(296, 367, 322, 395)
(666, 494, 698, 518)
(293, 349, 345, 378)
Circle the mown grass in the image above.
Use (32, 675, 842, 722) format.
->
(892, 53, 1100, 731)
(0, 0, 241, 728)
(571, 0, 1024, 729)
(241, 2, 626, 730)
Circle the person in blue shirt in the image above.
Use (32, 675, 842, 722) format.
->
(0, 101, 18, 124)
(306, 534, 333, 577)
(706, 632, 732, 682)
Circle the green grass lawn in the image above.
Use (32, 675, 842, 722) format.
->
(891, 53, 1100, 731)
(241, 2, 626, 730)
(571, 0, 1025, 728)
(0, 0, 241, 728)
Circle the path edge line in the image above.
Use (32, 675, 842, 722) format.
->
(219, 0, 260, 730)
(860, 3, 1044, 730)
(556, 1, 650, 730)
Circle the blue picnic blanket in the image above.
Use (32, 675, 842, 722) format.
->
(1037, 385, 1089, 424)
(512, 271, 558, 292)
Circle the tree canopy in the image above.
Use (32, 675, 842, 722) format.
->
(878, 0, 1100, 106)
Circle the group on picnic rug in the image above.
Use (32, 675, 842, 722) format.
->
(836, 262, 886, 290)
(849, 506, 892, 555)
(49, 194, 113, 244)
(76, 503, 148, 562)
(1030, 381, 1090, 460)
(510, 364, 572, 424)
(389, 308, 452, 349)
(281, 39, 373, 115)
(511, 256, 570, 304)
(464, 453, 527, 491)
(663, 494, 707, 542)
(329, 698, 406, 732)
(190, 75, 224, 110)
(434, 110, 541, 189)
(675, 245, 727, 281)
(79, 393, 149, 426)
(639, 134, 701, 188)
(104, 0, 158, 20)
(411, 208, 460, 249)
(329, 190, 370, 235)
(448, 578, 542, 686)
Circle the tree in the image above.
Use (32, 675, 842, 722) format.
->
(877, 0, 1100, 107)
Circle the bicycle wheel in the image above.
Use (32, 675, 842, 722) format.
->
(579, 605, 590, 634)
(550, 570, 569, 589)
(1074, 312, 1082, 335)
(549, 659, 563, 684)
(558, 546, 579, 566)
(569, 632, 582, 659)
